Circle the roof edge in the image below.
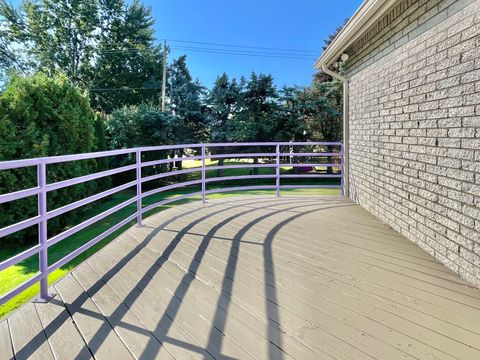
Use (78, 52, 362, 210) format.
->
(314, 0, 400, 70)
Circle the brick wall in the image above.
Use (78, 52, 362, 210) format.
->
(346, 0, 480, 286)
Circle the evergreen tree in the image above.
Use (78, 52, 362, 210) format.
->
(273, 86, 308, 142)
(233, 72, 278, 143)
(232, 72, 278, 174)
(206, 73, 242, 175)
(167, 55, 207, 168)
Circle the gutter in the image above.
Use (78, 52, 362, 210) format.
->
(321, 65, 350, 198)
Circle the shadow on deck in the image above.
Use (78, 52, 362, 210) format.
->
(2, 196, 480, 360)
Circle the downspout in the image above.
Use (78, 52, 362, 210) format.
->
(320, 65, 350, 198)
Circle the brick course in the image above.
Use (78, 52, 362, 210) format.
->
(346, 0, 480, 286)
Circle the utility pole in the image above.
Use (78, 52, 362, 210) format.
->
(161, 40, 167, 111)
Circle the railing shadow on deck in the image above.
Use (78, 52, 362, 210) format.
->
(11, 197, 353, 359)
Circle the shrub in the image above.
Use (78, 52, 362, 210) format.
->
(0, 73, 97, 247)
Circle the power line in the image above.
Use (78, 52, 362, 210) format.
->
(89, 87, 161, 91)
(94, 39, 318, 56)
(170, 47, 314, 60)
(169, 45, 313, 58)
(97, 48, 149, 54)
(95, 45, 315, 59)
(165, 38, 319, 53)
(93, 45, 315, 60)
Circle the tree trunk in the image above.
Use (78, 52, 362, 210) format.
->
(217, 158, 224, 177)
(168, 151, 174, 171)
(253, 157, 259, 175)
(326, 145, 333, 175)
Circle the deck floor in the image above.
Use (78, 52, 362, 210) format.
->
(2, 196, 480, 360)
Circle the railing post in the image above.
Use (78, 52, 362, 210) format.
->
(201, 144, 206, 204)
(136, 149, 143, 227)
(35, 161, 54, 302)
(340, 143, 345, 197)
(275, 144, 280, 198)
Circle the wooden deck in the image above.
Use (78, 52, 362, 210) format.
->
(2, 196, 480, 360)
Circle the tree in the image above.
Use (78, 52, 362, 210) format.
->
(232, 72, 278, 174)
(106, 104, 175, 184)
(206, 73, 242, 176)
(273, 86, 308, 142)
(167, 55, 208, 169)
(89, 0, 165, 112)
(107, 104, 173, 149)
(0, 73, 97, 247)
(93, 112, 111, 190)
(0, 0, 99, 83)
(305, 19, 348, 174)
(233, 72, 278, 142)
(299, 80, 341, 174)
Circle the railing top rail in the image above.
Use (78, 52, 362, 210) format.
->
(0, 141, 343, 170)
(0, 148, 136, 170)
(206, 141, 342, 147)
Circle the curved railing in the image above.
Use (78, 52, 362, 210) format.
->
(0, 142, 343, 304)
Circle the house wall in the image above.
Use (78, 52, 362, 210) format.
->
(345, 0, 480, 286)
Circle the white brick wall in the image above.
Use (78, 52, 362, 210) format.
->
(346, 0, 480, 286)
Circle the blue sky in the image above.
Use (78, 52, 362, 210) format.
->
(149, 0, 363, 88)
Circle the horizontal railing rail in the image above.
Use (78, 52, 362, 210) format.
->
(0, 141, 343, 305)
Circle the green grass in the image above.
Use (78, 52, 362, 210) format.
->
(0, 159, 340, 318)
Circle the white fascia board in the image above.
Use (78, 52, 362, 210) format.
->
(314, 0, 400, 69)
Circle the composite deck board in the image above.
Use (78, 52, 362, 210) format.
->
(115, 234, 385, 360)
(34, 296, 93, 360)
(190, 216, 480, 332)
(89, 242, 256, 360)
(54, 273, 135, 359)
(163, 220, 480, 352)
(72, 262, 174, 360)
(127, 244, 332, 360)
(85, 243, 219, 360)
(0, 320, 13, 360)
(108, 242, 295, 360)
(143, 218, 454, 359)
(109, 239, 323, 360)
(4, 196, 480, 359)
(8, 302, 54, 360)
(85, 264, 212, 360)
(197, 208, 476, 310)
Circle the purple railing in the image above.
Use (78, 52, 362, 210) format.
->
(0, 142, 343, 305)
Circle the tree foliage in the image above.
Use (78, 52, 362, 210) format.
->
(0, 0, 165, 112)
(106, 104, 173, 149)
(232, 73, 278, 143)
(168, 56, 208, 144)
(106, 103, 176, 182)
(206, 73, 241, 144)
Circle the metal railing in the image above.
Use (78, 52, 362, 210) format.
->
(0, 142, 343, 305)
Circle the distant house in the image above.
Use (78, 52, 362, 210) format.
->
(316, 0, 480, 286)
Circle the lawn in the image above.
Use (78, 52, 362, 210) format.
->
(0, 159, 341, 318)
